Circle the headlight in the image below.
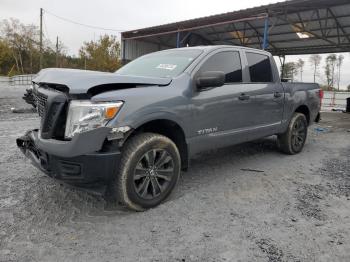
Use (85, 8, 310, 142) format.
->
(65, 100, 123, 138)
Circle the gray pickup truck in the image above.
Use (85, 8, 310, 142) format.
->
(17, 46, 322, 211)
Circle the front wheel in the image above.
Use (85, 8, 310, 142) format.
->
(277, 113, 308, 155)
(115, 133, 181, 211)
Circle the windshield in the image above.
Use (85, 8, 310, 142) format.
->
(116, 49, 202, 78)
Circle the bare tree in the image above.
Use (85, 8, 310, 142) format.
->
(296, 58, 305, 81)
(325, 54, 337, 90)
(336, 54, 344, 91)
(55, 38, 67, 68)
(309, 54, 322, 83)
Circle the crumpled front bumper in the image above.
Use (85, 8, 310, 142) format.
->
(16, 128, 120, 185)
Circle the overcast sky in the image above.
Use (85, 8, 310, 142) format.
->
(1, 0, 349, 89)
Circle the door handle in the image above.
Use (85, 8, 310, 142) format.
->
(274, 92, 282, 98)
(238, 93, 250, 101)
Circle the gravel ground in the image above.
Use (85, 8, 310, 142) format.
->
(0, 85, 350, 262)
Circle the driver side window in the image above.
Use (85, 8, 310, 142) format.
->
(198, 51, 242, 83)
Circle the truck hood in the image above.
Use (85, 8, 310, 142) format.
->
(32, 68, 172, 95)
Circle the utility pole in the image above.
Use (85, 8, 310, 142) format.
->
(39, 8, 43, 70)
(56, 36, 59, 67)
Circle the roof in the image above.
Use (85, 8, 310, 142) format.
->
(153, 45, 272, 55)
(121, 0, 350, 56)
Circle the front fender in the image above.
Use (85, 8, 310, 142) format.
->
(130, 111, 186, 131)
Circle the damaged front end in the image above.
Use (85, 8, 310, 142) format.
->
(16, 127, 123, 184)
(16, 81, 132, 185)
(17, 129, 50, 174)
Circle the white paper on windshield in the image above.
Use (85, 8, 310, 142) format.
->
(156, 64, 177, 70)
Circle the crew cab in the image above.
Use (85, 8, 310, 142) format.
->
(17, 46, 322, 211)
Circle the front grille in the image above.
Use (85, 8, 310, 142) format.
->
(34, 91, 48, 117)
(32, 86, 68, 139)
(41, 102, 59, 133)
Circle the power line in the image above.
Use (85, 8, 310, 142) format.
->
(43, 9, 126, 33)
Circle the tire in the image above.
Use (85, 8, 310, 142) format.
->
(277, 113, 308, 155)
(115, 133, 181, 211)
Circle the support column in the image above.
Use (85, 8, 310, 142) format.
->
(176, 31, 181, 48)
(121, 38, 126, 65)
(262, 16, 269, 50)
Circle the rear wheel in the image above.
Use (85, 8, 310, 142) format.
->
(277, 113, 308, 155)
(115, 133, 181, 211)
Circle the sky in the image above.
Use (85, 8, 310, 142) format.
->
(1, 0, 349, 89)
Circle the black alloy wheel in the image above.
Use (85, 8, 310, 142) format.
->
(115, 133, 181, 211)
(277, 112, 308, 155)
(291, 117, 307, 152)
(133, 149, 175, 200)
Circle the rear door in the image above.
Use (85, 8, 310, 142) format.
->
(244, 52, 284, 135)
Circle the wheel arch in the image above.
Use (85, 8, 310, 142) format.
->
(127, 118, 189, 170)
(294, 104, 310, 124)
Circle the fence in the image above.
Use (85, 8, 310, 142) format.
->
(0, 76, 10, 84)
(322, 91, 350, 111)
(0, 74, 36, 87)
(9, 74, 36, 86)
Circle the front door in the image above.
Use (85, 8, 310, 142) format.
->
(188, 50, 256, 154)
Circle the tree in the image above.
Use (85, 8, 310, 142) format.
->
(0, 18, 123, 75)
(296, 58, 305, 81)
(0, 39, 14, 75)
(55, 38, 68, 68)
(1, 18, 40, 74)
(281, 62, 297, 81)
(336, 54, 344, 91)
(309, 54, 321, 83)
(347, 84, 350, 92)
(324, 54, 337, 90)
(0, 18, 82, 75)
(79, 35, 122, 72)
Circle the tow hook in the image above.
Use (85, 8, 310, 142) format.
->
(16, 130, 50, 173)
(16, 134, 32, 154)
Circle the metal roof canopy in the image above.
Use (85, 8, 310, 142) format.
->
(121, 0, 350, 60)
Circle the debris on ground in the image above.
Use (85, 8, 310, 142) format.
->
(331, 108, 344, 112)
(10, 107, 36, 113)
(314, 127, 328, 132)
(240, 168, 265, 173)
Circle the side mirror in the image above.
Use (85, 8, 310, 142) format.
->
(196, 71, 225, 90)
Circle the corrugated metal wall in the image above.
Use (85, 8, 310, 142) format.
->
(122, 39, 171, 62)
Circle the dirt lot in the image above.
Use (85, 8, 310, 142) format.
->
(0, 85, 349, 262)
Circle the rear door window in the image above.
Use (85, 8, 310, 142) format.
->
(198, 51, 242, 83)
(246, 52, 273, 82)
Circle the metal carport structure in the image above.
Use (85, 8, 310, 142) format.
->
(121, 0, 350, 62)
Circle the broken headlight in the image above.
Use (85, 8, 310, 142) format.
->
(64, 100, 123, 138)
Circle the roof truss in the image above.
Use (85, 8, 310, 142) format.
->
(122, 0, 350, 56)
